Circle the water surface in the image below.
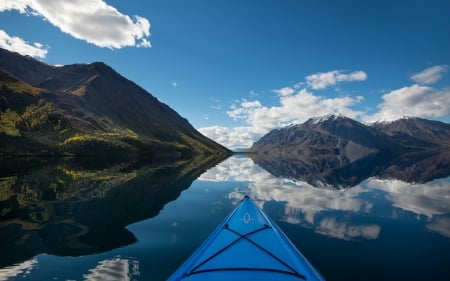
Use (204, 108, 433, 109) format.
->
(1, 155, 449, 281)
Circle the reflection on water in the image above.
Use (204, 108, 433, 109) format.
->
(0, 154, 226, 268)
(1, 153, 450, 280)
(0, 259, 37, 281)
(83, 257, 139, 281)
(249, 150, 450, 188)
(201, 155, 450, 240)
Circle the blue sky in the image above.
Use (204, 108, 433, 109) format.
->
(1, 0, 449, 149)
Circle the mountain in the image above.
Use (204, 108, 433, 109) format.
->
(0, 48, 231, 157)
(248, 114, 450, 188)
(249, 115, 402, 161)
(371, 117, 450, 148)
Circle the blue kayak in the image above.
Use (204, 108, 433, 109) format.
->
(168, 196, 325, 281)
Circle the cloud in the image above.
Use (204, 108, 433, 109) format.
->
(199, 67, 449, 149)
(411, 65, 449, 85)
(0, 0, 151, 49)
(199, 126, 261, 149)
(306, 70, 367, 90)
(0, 29, 48, 58)
(274, 86, 295, 97)
(364, 84, 450, 122)
(202, 87, 365, 148)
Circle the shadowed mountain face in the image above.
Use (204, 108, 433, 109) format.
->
(249, 115, 404, 164)
(372, 117, 450, 147)
(0, 48, 231, 157)
(0, 154, 226, 267)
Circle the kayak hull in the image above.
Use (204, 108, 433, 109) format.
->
(168, 196, 325, 281)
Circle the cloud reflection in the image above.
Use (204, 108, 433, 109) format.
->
(427, 217, 450, 238)
(0, 258, 37, 281)
(83, 257, 139, 281)
(200, 157, 450, 240)
(365, 179, 450, 219)
(317, 217, 380, 240)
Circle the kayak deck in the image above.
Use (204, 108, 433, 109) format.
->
(168, 196, 325, 281)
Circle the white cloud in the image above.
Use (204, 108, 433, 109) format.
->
(0, 29, 48, 58)
(0, 0, 151, 49)
(274, 86, 295, 97)
(306, 70, 367, 90)
(199, 126, 261, 149)
(364, 84, 450, 122)
(227, 99, 262, 121)
(411, 65, 449, 85)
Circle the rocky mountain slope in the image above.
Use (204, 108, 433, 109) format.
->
(249, 115, 403, 162)
(250, 115, 449, 156)
(372, 117, 450, 148)
(0, 48, 231, 158)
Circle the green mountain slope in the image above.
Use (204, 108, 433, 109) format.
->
(0, 48, 231, 158)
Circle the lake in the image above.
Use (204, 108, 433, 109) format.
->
(1, 154, 450, 281)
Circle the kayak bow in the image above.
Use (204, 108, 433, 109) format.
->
(168, 196, 325, 281)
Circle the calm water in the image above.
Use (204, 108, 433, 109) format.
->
(1, 155, 450, 281)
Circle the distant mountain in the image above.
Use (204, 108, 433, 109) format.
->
(0, 48, 231, 157)
(248, 114, 450, 187)
(249, 115, 402, 162)
(371, 117, 450, 148)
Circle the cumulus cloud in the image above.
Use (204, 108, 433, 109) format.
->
(364, 84, 450, 122)
(306, 70, 367, 90)
(0, 29, 48, 58)
(199, 126, 261, 149)
(411, 65, 449, 85)
(274, 86, 295, 97)
(0, 0, 151, 49)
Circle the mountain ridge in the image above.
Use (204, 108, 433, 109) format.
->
(0, 48, 231, 158)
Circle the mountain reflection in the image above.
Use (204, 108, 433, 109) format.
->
(200, 155, 450, 240)
(0, 154, 227, 267)
(249, 150, 450, 188)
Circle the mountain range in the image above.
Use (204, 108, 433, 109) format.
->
(250, 114, 450, 155)
(0, 48, 230, 158)
(248, 115, 450, 187)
